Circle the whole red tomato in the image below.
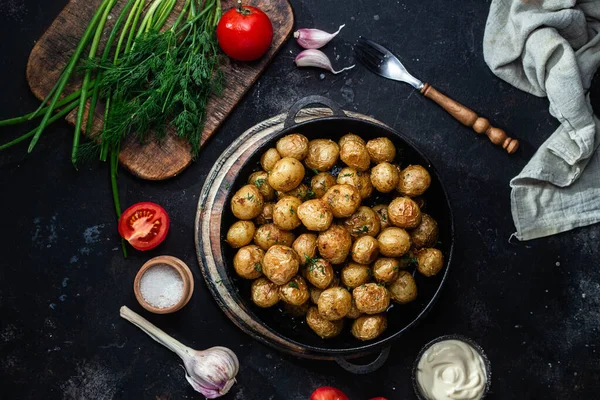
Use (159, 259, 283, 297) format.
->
(310, 387, 348, 400)
(216, 2, 273, 61)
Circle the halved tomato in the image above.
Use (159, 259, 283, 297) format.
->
(118, 202, 170, 251)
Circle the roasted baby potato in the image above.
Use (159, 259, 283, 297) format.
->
(337, 168, 373, 199)
(254, 202, 274, 225)
(226, 220, 256, 248)
(293, 233, 318, 262)
(311, 172, 337, 198)
(280, 183, 313, 202)
(262, 245, 300, 285)
(351, 314, 387, 341)
(248, 171, 275, 201)
(250, 277, 280, 308)
(304, 258, 334, 289)
(268, 157, 306, 192)
(279, 275, 310, 306)
(411, 213, 439, 249)
(233, 245, 264, 279)
(317, 287, 353, 320)
(337, 167, 361, 189)
(357, 171, 374, 199)
(339, 133, 365, 147)
(317, 225, 352, 264)
(388, 270, 417, 304)
(388, 196, 422, 229)
(324, 184, 361, 218)
(353, 283, 390, 314)
(366, 137, 396, 164)
(306, 307, 344, 338)
(340, 139, 371, 171)
(351, 236, 380, 265)
(310, 287, 323, 304)
(343, 206, 381, 238)
(370, 162, 400, 193)
(260, 148, 281, 171)
(297, 199, 333, 231)
(231, 184, 264, 220)
(273, 196, 303, 231)
(372, 204, 390, 230)
(254, 223, 295, 250)
(305, 139, 340, 171)
(397, 165, 431, 197)
(377, 227, 411, 257)
(417, 248, 444, 277)
(372, 258, 400, 283)
(276, 133, 309, 160)
(341, 262, 371, 289)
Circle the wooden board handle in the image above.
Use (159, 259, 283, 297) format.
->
(420, 83, 519, 154)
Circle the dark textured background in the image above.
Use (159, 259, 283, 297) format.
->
(1, 0, 599, 399)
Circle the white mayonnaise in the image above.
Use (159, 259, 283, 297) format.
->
(416, 339, 487, 400)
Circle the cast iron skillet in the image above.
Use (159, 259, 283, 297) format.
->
(195, 96, 454, 373)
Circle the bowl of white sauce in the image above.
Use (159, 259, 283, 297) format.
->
(412, 335, 491, 400)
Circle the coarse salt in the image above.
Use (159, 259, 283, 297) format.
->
(140, 264, 184, 308)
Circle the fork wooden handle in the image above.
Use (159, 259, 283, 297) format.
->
(420, 83, 519, 154)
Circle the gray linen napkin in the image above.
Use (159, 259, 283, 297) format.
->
(483, 0, 600, 240)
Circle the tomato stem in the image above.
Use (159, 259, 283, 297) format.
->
(236, 0, 250, 15)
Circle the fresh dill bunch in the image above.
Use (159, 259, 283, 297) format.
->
(97, 0, 223, 156)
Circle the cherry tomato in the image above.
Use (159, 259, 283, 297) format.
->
(118, 202, 170, 251)
(216, 4, 273, 61)
(310, 387, 348, 400)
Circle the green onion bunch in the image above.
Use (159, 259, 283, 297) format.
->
(0, 0, 223, 256)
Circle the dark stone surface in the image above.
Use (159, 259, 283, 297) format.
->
(1, 0, 599, 399)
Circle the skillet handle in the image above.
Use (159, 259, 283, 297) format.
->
(284, 95, 345, 128)
(334, 346, 391, 374)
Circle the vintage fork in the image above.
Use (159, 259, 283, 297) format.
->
(354, 37, 519, 154)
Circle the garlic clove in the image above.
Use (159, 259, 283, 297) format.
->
(294, 24, 346, 49)
(294, 49, 355, 75)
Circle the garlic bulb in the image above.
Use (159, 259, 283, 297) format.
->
(294, 24, 346, 49)
(183, 346, 239, 398)
(295, 49, 355, 75)
(120, 306, 239, 399)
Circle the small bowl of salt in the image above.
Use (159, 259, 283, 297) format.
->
(134, 255, 194, 314)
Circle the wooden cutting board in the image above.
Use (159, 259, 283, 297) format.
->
(26, 0, 294, 180)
